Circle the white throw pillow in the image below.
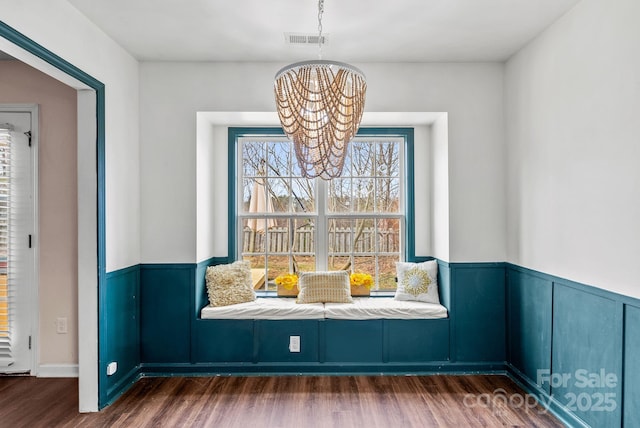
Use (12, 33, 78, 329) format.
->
(206, 261, 256, 307)
(394, 260, 440, 304)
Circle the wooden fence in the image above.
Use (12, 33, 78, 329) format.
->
(242, 226, 399, 254)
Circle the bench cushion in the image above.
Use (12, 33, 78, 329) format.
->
(324, 297, 448, 320)
(201, 297, 324, 320)
(201, 297, 448, 320)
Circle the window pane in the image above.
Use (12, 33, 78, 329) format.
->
(244, 177, 274, 215)
(328, 178, 351, 213)
(377, 255, 399, 291)
(267, 255, 290, 291)
(242, 254, 266, 290)
(265, 177, 287, 212)
(293, 255, 315, 273)
(353, 218, 375, 253)
(376, 178, 400, 213)
(291, 218, 315, 254)
(291, 178, 314, 213)
(242, 218, 268, 253)
(377, 218, 401, 253)
(241, 179, 253, 213)
(351, 142, 374, 177)
(290, 150, 303, 177)
(328, 218, 352, 254)
(352, 178, 375, 213)
(267, 141, 291, 177)
(353, 256, 375, 276)
(375, 141, 400, 177)
(327, 217, 401, 291)
(267, 220, 289, 253)
(328, 255, 351, 271)
(242, 142, 264, 177)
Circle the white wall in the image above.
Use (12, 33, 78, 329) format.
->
(1, 0, 140, 411)
(140, 62, 505, 264)
(195, 117, 221, 262)
(505, 0, 640, 297)
(432, 114, 450, 261)
(1, 0, 141, 272)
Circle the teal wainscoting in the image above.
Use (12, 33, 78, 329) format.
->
(624, 305, 640, 427)
(507, 267, 553, 393)
(100, 265, 140, 408)
(450, 263, 506, 363)
(552, 283, 623, 427)
(147, 259, 505, 375)
(505, 264, 640, 428)
(140, 263, 194, 364)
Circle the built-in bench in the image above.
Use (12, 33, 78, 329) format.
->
(200, 297, 448, 320)
(179, 260, 459, 373)
(137, 260, 513, 381)
(191, 287, 452, 370)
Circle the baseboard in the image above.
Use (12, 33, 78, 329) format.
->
(138, 361, 508, 377)
(37, 363, 79, 378)
(506, 363, 590, 428)
(100, 365, 142, 409)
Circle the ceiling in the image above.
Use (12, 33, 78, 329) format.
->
(65, 0, 581, 63)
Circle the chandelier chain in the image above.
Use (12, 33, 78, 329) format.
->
(274, 0, 367, 180)
(317, 0, 324, 59)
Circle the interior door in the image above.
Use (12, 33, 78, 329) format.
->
(0, 111, 34, 374)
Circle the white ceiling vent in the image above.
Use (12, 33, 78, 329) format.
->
(285, 33, 329, 46)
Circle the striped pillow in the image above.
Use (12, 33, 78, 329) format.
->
(296, 271, 353, 304)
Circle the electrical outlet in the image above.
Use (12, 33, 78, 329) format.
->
(56, 317, 68, 334)
(107, 361, 118, 376)
(289, 336, 300, 353)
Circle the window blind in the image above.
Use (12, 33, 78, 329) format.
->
(0, 127, 13, 367)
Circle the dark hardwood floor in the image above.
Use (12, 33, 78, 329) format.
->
(0, 374, 564, 427)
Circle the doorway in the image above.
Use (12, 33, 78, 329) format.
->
(0, 22, 104, 410)
(0, 108, 37, 374)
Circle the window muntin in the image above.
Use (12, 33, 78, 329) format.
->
(236, 130, 408, 292)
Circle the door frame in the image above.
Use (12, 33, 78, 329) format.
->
(1, 22, 106, 412)
(0, 104, 39, 375)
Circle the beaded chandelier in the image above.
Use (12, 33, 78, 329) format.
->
(274, 0, 367, 180)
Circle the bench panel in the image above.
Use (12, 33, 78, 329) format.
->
(192, 319, 254, 362)
(386, 319, 450, 362)
(256, 320, 319, 362)
(324, 320, 384, 362)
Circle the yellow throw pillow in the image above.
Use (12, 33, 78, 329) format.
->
(296, 271, 353, 304)
(206, 261, 256, 307)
